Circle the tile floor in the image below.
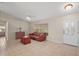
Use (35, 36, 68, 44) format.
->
(0, 37, 79, 56)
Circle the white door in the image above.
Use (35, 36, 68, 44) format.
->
(64, 20, 78, 46)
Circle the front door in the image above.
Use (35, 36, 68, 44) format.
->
(64, 19, 78, 46)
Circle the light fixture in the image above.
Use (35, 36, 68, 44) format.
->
(64, 3, 73, 10)
(26, 16, 31, 21)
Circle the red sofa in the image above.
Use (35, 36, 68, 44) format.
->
(29, 32, 47, 42)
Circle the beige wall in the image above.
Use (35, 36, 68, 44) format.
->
(31, 13, 79, 43)
(0, 11, 30, 43)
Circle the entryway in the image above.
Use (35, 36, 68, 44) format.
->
(63, 16, 79, 47)
(0, 20, 8, 55)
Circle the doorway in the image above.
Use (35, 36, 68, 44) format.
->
(0, 20, 8, 55)
(63, 19, 78, 46)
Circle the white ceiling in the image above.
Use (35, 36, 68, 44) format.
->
(0, 2, 79, 21)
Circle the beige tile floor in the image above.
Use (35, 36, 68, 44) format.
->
(0, 37, 79, 56)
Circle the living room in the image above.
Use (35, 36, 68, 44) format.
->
(0, 2, 79, 56)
